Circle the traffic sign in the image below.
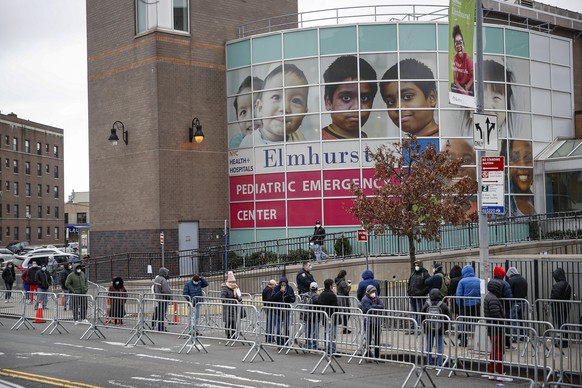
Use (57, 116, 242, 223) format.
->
(481, 184, 505, 214)
(481, 156, 505, 185)
(160, 232, 165, 245)
(357, 229, 368, 242)
(473, 113, 498, 151)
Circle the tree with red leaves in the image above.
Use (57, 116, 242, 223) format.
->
(349, 134, 477, 268)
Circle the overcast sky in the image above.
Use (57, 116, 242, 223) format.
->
(0, 0, 580, 196)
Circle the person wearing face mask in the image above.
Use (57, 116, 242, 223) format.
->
(59, 263, 73, 310)
(35, 264, 52, 309)
(296, 261, 315, 295)
(108, 277, 128, 325)
(183, 274, 208, 334)
(27, 260, 41, 304)
(361, 285, 385, 359)
(2, 262, 16, 303)
(65, 264, 89, 324)
(310, 221, 327, 261)
(407, 261, 430, 330)
(356, 269, 381, 301)
(153, 267, 172, 332)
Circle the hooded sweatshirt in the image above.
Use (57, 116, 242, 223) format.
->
(456, 265, 481, 307)
(271, 276, 296, 304)
(357, 270, 381, 301)
(506, 267, 528, 299)
(550, 267, 571, 301)
(153, 267, 172, 300)
(448, 265, 463, 296)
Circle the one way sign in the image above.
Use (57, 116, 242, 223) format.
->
(473, 113, 498, 151)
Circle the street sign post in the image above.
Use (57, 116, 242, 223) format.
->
(357, 229, 368, 242)
(473, 113, 498, 151)
(480, 156, 505, 214)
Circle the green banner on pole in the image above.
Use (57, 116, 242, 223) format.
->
(448, 0, 476, 108)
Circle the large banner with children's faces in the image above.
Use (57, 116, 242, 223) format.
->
(226, 35, 565, 229)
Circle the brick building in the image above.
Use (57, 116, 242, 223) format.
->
(0, 112, 65, 246)
(86, 1, 298, 257)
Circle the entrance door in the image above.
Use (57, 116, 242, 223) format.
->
(178, 221, 199, 276)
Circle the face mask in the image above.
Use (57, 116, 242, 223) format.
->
(193, 281, 199, 285)
(370, 293, 376, 298)
(76, 269, 82, 273)
(415, 266, 420, 272)
(68, 266, 72, 270)
(31, 264, 38, 268)
(42, 267, 47, 271)
(114, 282, 120, 286)
(308, 266, 313, 271)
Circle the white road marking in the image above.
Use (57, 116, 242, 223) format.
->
(208, 364, 237, 370)
(167, 373, 257, 388)
(181, 371, 289, 387)
(246, 370, 284, 377)
(107, 381, 138, 388)
(30, 352, 74, 357)
(303, 378, 322, 383)
(134, 354, 182, 362)
(55, 342, 105, 351)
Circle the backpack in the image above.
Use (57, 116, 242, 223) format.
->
(437, 273, 450, 297)
(427, 301, 444, 332)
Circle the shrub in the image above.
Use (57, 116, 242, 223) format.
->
(334, 237, 352, 257)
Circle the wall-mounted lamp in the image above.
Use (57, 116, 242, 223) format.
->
(108, 120, 128, 145)
(189, 117, 204, 143)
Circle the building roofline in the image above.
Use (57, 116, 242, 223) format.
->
(0, 112, 64, 136)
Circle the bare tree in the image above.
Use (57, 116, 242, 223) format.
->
(349, 134, 477, 268)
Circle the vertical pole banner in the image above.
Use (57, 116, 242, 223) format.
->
(448, 0, 476, 108)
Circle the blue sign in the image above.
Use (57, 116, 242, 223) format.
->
(481, 206, 505, 214)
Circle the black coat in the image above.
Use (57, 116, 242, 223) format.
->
(507, 274, 528, 299)
(408, 268, 430, 296)
(28, 266, 40, 285)
(36, 270, 52, 289)
(316, 289, 338, 319)
(296, 268, 314, 294)
(310, 226, 326, 244)
(2, 266, 16, 284)
(484, 279, 505, 335)
(448, 265, 463, 297)
(550, 268, 571, 300)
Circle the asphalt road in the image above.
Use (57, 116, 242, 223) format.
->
(0, 320, 526, 388)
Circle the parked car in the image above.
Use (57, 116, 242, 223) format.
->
(0, 247, 16, 264)
(18, 253, 75, 270)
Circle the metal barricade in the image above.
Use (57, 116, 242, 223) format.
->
(535, 299, 582, 330)
(54, 293, 95, 328)
(11, 291, 66, 335)
(81, 293, 142, 342)
(543, 324, 582, 388)
(336, 295, 360, 309)
(0, 290, 25, 326)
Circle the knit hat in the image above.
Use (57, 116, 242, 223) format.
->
(310, 282, 319, 290)
(506, 267, 519, 277)
(433, 262, 443, 270)
(227, 271, 236, 283)
(366, 284, 377, 294)
(493, 266, 506, 279)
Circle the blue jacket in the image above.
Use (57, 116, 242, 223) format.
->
(271, 277, 296, 304)
(357, 270, 381, 301)
(456, 265, 481, 307)
(361, 294, 384, 314)
(182, 276, 208, 304)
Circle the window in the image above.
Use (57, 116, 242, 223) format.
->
(25, 205, 31, 217)
(37, 163, 42, 176)
(25, 139, 30, 153)
(46, 226, 50, 236)
(12, 137, 18, 151)
(14, 204, 19, 217)
(5, 180, 9, 190)
(13, 160, 18, 173)
(77, 212, 87, 223)
(53, 145, 59, 158)
(54, 227, 59, 240)
(4, 135, 8, 146)
(6, 227, 10, 237)
(14, 226, 19, 240)
(38, 205, 42, 218)
(13, 182, 18, 196)
(46, 185, 50, 194)
(45, 144, 49, 153)
(36, 142, 42, 155)
(54, 186, 59, 198)
(25, 161, 30, 175)
(37, 184, 42, 197)
(4, 158, 8, 169)
(136, 0, 188, 33)
(55, 206, 60, 218)
(25, 183, 30, 197)
(25, 227, 30, 241)
(37, 227, 42, 240)
(54, 165, 59, 178)
(47, 206, 50, 215)
(5, 204, 10, 215)
(65, 213, 69, 224)
(45, 164, 50, 174)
